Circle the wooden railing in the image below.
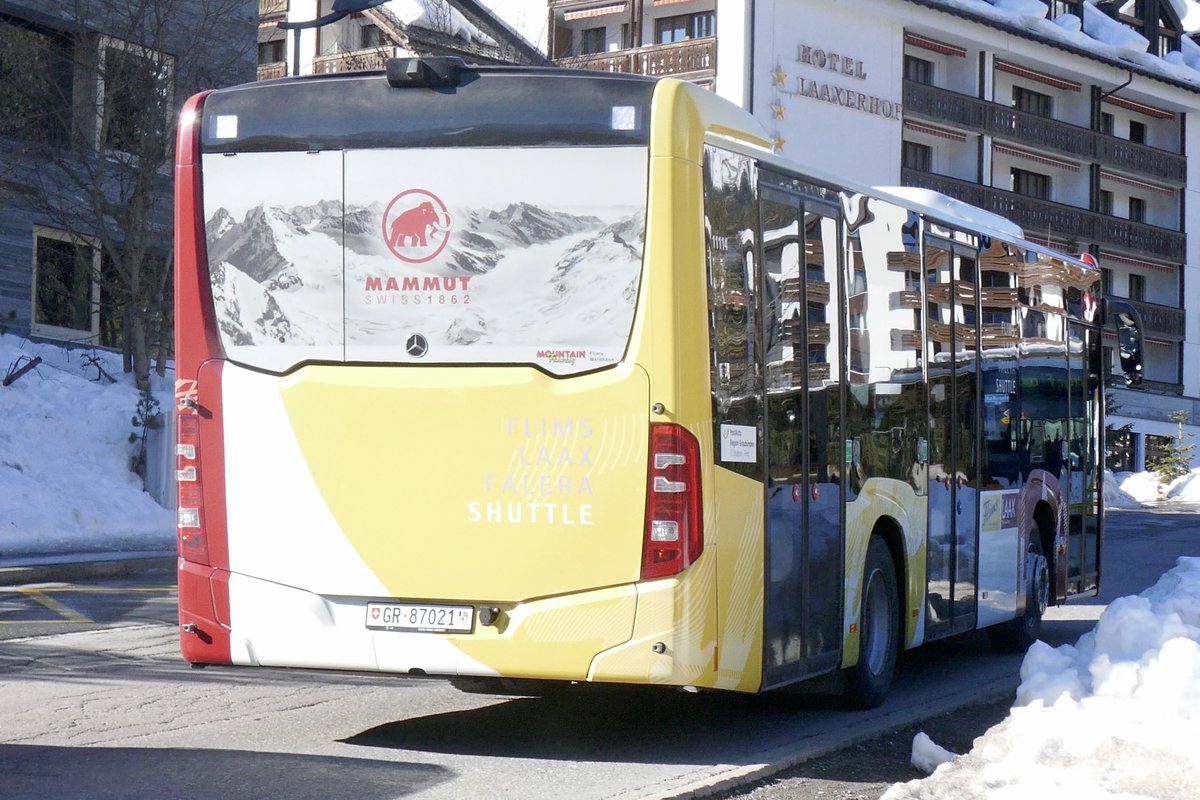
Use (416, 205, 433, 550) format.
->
(559, 38, 715, 81)
(904, 81, 1186, 184)
(312, 48, 390, 75)
(1128, 298, 1185, 340)
(259, 0, 288, 16)
(901, 167, 1186, 262)
(256, 62, 286, 81)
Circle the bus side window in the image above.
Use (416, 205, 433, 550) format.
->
(704, 146, 762, 480)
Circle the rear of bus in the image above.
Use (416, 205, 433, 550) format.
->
(174, 62, 760, 691)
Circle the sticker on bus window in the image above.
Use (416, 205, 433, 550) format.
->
(611, 106, 636, 131)
(720, 424, 757, 463)
(214, 115, 238, 139)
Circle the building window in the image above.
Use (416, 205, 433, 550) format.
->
(1100, 112, 1114, 135)
(1128, 273, 1145, 302)
(1101, 267, 1113, 295)
(32, 227, 100, 341)
(360, 25, 384, 49)
(902, 141, 932, 171)
(1129, 196, 1146, 223)
(99, 38, 174, 155)
(1129, 120, 1146, 144)
(257, 39, 285, 65)
(1013, 85, 1053, 117)
(655, 12, 715, 44)
(1099, 189, 1114, 215)
(1012, 167, 1051, 199)
(580, 26, 606, 55)
(1146, 433, 1174, 470)
(0, 21, 74, 146)
(1107, 427, 1135, 473)
(904, 55, 934, 85)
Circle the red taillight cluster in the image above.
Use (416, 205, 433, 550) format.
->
(176, 413, 210, 564)
(641, 423, 703, 580)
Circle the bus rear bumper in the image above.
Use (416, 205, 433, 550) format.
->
(223, 571, 643, 681)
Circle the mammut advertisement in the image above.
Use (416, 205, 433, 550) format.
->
(202, 147, 648, 374)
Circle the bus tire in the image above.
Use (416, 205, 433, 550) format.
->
(845, 536, 900, 709)
(988, 539, 1049, 653)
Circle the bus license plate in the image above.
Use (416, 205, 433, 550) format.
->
(365, 602, 473, 633)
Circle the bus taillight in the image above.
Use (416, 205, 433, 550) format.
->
(177, 413, 210, 564)
(642, 423, 703, 580)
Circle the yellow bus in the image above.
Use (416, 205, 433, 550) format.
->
(174, 58, 1143, 706)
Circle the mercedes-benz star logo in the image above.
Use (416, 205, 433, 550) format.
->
(405, 334, 429, 358)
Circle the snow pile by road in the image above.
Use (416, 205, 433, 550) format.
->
(1103, 469, 1143, 509)
(1116, 468, 1200, 504)
(887, 556, 1200, 799)
(0, 333, 174, 558)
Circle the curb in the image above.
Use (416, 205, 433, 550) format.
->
(0, 554, 176, 585)
(641, 684, 1020, 800)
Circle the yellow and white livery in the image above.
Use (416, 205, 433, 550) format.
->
(175, 58, 1129, 705)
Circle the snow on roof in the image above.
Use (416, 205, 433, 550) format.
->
(923, 0, 1200, 92)
(385, 0, 498, 47)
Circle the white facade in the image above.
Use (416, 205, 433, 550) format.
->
(714, 0, 1200, 469)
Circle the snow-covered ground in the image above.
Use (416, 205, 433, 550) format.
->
(892, 467, 1200, 800)
(0, 332, 174, 559)
(887, 554, 1200, 800)
(2, 331, 1199, 798)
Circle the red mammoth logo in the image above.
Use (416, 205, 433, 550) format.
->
(382, 189, 452, 264)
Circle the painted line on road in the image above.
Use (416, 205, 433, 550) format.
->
(27, 587, 174, 594)
(18, 589, 93, 623)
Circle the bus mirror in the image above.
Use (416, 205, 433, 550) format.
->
(1105, 298, 1144, 387)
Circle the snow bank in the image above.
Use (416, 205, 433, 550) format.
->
(1164, 469, 1200, 502)
(1119, 470, 1164, 504)
(1103, 469, 1142, 509)
(0, 333, 173, 557)
(885, 557, 1200, 799)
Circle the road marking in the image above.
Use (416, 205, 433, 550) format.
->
(29, 587, 174, 594)
(18, 589, 93, 623)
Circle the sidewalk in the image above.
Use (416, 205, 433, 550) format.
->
(0, 548, 175, 585)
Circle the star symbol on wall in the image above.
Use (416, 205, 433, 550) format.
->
(772, 133, 785, 152)
(772, 66, 787, 87)
(771, 102, 785, 120)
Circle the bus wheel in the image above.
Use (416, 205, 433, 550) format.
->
(988, 540, 1049, 653)
(846, 536, 899, 709)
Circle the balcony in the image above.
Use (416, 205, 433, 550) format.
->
(901, 168, 1186, 262)
(312, 48, 389, 75)
(904, 81, 1186, 184)
(1128, 298, 1185, 341)
(558, 38, 715, 84)
(259, 0, 288, 15)
(257, 61, 286, 80)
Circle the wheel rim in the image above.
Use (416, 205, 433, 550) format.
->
(862, 568, 892, 675)
(1029, 550, 1049, 617)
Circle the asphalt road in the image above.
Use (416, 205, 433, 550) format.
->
(0, 504, 1194, 800)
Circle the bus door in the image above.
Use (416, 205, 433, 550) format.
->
(1066, 320, 1101, 594)
(759, 183, 843, 687)
(924, 235, 980, 638)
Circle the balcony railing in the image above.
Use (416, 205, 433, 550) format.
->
(257, 61, 287, 81)
(312, 48, 390, 75)
(1128, 298, 1185, 341)
(259, 0, 288, 16)
(901, 168, 1186, 262)
(559, 38, 715, 82)
(904, 81, 1186, 184)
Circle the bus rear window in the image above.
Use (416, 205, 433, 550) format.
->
(200, 145, 648, 374)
